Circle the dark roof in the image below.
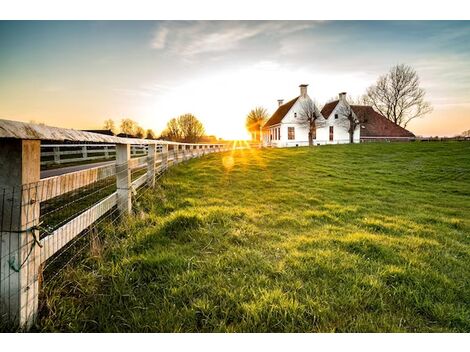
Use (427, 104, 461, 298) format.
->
(350, 105, 415, 138)
(116, 133, 136, 138)
(82, 129, 115, 136)
(263, 97, 299, 128)
(320, 100, 414, 138)
(320, 100, 339, 118)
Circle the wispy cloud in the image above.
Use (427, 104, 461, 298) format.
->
(151, 21, 318, 57)
(151, 27, 169, 49)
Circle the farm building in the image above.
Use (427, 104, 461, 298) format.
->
(262, 84, 415, 147)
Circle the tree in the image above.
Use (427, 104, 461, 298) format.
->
(146, 129, 156, 139)
(363, 64, 432, 128)
(335, 103, 368, 144)
(103, 119, 116, 133)
(161, 114, 205, 143)
(120, 118, 138, 136)
(461, 129, 470, 137)
(298, 98, 322, 146)
(245, 107, 269, 142)
(135, 126, 145, 139)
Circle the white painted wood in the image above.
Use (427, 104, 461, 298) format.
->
(116, 144, 131, 214)
(147, 144, 156, 187)
(39, 192, 117, 263)
(38, 164, 116, 202)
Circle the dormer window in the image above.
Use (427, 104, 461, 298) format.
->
(334, 114, 338, 119)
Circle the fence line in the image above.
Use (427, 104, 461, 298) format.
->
(0, 118, 231, 329)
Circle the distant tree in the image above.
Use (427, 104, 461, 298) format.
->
(146, 129, 156, 139)
(298, 98, 323, 147)
(245, 107, 269, 142)
(461, 129, 470, 137)
(161, 114, 205, 143)
(135, 126, 145, 139)
(103, 119, 116, 133)
(120, 118, 138, 136)
(363, 64, 432, 128)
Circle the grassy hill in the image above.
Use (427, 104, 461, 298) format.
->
(38, 142, 470, 332)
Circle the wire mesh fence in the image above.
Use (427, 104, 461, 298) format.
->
(0, 137, 229, 329)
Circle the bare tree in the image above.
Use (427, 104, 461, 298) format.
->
(298, 98, 322, 146)
(245, 107, 269, 142)
(461, 129, 470, 137)
(120, 118, 138, 136)
(135, 126, 145, 139)
(103, 119, 116, 133)
(161, 114, 205, 143)
(146, 129, 156, 139)
(335, 103, 368, 144)
(363, 64, 432, 128)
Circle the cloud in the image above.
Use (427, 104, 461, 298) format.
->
(151, 27, 169, 49)
(151, 21, 318, 57)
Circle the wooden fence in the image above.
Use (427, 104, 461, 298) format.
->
(0, 119, 230, 329)
(40, 144, 153, 166)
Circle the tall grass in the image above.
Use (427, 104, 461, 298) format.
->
(37, 142, 470, 332)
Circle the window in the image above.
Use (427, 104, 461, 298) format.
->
(278, 127, 281, 140)
(294, 112, 297, 118)
(312, 126, 316, 140)
(288, 127, 295, 140)
(334, 114, 338, 119)
(329, 126, 334, 141)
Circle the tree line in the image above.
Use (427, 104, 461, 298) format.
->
(103, 113, 207, 143)
(246, 63, 435, 144)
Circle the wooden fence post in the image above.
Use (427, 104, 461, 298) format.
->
(116, 143, 131, 214)
(53, 146, 60, 164)
(82, 146, 88, 159)
(0, 139, 41, 329)
(161, 144, 168, 171)
(147, 144, 156, 187)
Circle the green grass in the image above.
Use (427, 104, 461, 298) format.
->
(37, 142, 470, 332)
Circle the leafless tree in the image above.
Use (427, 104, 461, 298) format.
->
(120, 118, 138, 136)
(146, 129, 156, 139)
(103, 119, 116, 133)
(461, 129, 470, 137)
(335, 103, 368, 144)
(363, 64, 432, 128)
(135, 126, 145, 139)
(161, 113, 205, 143)
(298, 98, 322, 146)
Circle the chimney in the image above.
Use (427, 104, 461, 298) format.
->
(277, 99, 284, 106)
(339, 92, 347, 101)
(299, 84, 308, 98)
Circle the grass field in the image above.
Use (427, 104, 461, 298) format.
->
(37, 142, 470, 332)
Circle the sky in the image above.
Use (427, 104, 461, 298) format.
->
(1, 20, 469, 139)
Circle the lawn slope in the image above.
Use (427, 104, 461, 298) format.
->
(38, 142, 470, 332)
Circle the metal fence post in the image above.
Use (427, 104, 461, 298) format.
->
(116, 143, 131, 214)
(0, 139, 41, 329)
(147, 144, 156, 187)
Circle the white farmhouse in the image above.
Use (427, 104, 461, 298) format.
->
(262, 84, 415, 147)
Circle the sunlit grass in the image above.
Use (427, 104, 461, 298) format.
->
(37, 142, 470, 332)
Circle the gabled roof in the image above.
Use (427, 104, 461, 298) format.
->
(320, 100, 339, 118)
(263, 97, 299, 128)
(350, 105, 415, 138)
(320, 100, 414, 138)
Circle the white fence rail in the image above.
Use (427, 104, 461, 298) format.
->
(40, 144, 153, 166)
(0, 119, 231, 329)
